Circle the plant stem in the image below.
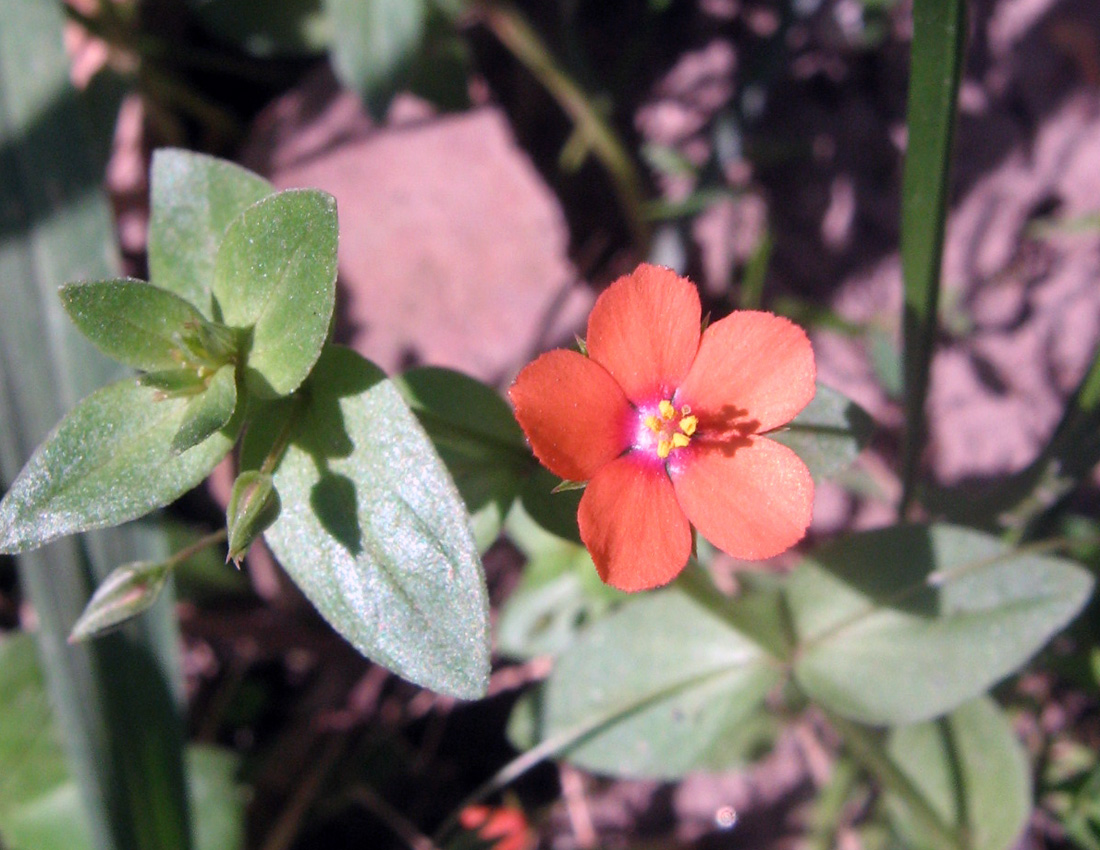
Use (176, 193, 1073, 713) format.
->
(477, 2, 651, 253)
(826, 709, 966, 850)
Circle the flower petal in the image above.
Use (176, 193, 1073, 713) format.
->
(586, 264, 701, 404)
(578, 455, 692, 591)
(672, 435, 813, 561)
(510, 350, 632, 482)
(676, 311, 815, 435)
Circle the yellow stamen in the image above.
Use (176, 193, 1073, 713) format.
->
(644, 415, 662, 433)
(657, 439, 672, 459)
(679, 415, 698, 436)
(659, 399, 676, 420)
(671, 432, 690, 449)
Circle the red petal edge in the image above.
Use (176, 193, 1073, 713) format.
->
(672, 435, 813, 561)
(578, 455, 692, 592)
(510, 350, 632, 482)
(676, 311, 815, 436)
(586, 264, 701, 404)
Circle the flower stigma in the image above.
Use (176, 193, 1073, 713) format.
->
(641, 399, 698, 459)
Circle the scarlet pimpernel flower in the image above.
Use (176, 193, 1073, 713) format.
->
(510, 264, 816, 592)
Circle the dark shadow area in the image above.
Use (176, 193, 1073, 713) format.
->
(0, 71, 124, 244)
(810, 525, 941, 618)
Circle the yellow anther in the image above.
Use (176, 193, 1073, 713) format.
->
(644, 415, 662, 433)
(679, 415, 698, 436)
(659, 399, 676, 420)
(671, 433, 690, 449)
(657, 439, 672, 459)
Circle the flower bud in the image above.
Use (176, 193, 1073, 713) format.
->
(226, 471, 281, 565)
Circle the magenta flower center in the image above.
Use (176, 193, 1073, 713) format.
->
(633, 398, 698, 461)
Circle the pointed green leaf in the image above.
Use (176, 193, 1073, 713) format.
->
(326, 0, 428, 118)
(789, 525, 1094, 724)
(212, 189, 338, 397)
(537, 588, 781, 778)
(885, 697, 1030, 850)
(518, 466, 583, 546)
(0, 634, 245, 850)
(69, 561, 172, 642)
(243, 346, 489, 698)
(58, 279, 213, 371)
(148, 148, 274, 316)
(395, 366, 531, 552)
(170, 364, 238, 454)
(0, 379, 239, 554)
(771, 383, 874, 482)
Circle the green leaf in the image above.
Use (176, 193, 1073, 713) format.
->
(770, 383, 873, 482)
(0, 634, 245, 850)
(537, 587, 781, 778)
(518, 466, 583, 546)
(69, 560, 172, 642)
(885, 697, 1030, 850)
(187, 747, 246, 850)
(498, 539, 624, 659)
(0, 2, 192, 847)
(788, 525, 1094, 724)
(325, 0, 428, 118)
(58, 279, 213, 372)
(243, 346, 490, 698)
(212, 189, 338, 398)
(395, 367, 531, 552)
(899, 0, 966, 510)
(0, 378, 239, 554)
(171, 364, 238, 454)
(405, 10, 470, 112)
(190, 0, 331, 57)
(148, 148, 274, 317)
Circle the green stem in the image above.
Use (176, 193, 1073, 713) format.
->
(898, 0, 967, 516)
(826, 710, 966, 850)
(430, 663, 739, 845)
(477, 2, 650, 252)
(260, 393, 309, 476)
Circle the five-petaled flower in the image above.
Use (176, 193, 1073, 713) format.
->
(510, 264, 816, 592)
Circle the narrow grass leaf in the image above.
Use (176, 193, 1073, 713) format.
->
(899, 0, 967, 511)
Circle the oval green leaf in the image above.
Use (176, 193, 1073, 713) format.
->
(538, 588, 780, 778)
(170, 364, 238, 454)
(395, 366, 532, 551)
(771, 383, 873, 482)
(148, 148, 274, 316)
(212, 189, 338, 398)
(885, 697, 1031, 850)
(58, 278, 212, 372)
(788, 524, 1095, 724)
(245, 346, 489, 698)
(0, 379, 239, 553)
(326, 0, 427, 118)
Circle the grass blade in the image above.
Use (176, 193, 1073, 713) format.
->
(899, 0, 967, 514)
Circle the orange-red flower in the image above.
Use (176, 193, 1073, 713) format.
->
(510, 264, 816, 592)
